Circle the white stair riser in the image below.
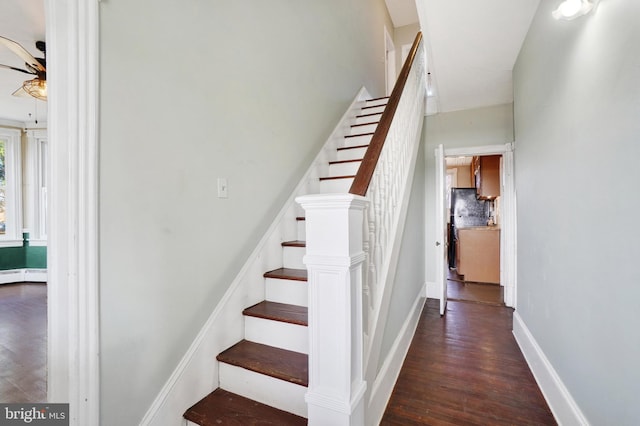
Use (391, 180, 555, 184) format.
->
(265, 278, 308, 306)
(282, 246, 305, 269)
(297, 220, 306, 241)
(336, 147, 368, 162)
(350, 123, 377, 135)
(219, 364, 307, 418)
(355, 113, 382, 124)
(244, 317, 308, 354)
(361, 105, 385, 114)
(343, 134, 373, 148)
(320, 178, 354, 193)
(329, 161, 361, 176)
(365, 98, 388, 107)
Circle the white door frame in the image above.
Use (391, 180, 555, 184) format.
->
(46, 1, 100, 425)
(434, 144, 447, 315)
(440, 143, 517, 308)
(384, 26, 396, 96)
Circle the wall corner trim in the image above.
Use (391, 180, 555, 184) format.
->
(512, 311, 590, 426)
(425, 281, 439, 299)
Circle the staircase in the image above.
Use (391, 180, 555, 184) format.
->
(183, 97, 389, 425)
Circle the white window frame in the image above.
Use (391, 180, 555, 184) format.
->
(0, 127, 23, 247)
(25, 129, 48, 244)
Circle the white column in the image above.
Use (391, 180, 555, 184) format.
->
(296, 193, 368, 426)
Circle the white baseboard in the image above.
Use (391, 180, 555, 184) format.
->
(512, 311, 589, 426)
(426, 281, 439, 299)
(0, 269, 47, 284)
(367, 287, 426, 425)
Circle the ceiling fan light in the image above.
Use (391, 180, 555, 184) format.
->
(22, 78, 47, 101)
(553, 0, 595, 20)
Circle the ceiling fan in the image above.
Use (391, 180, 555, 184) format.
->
(0, 36, 47, 101)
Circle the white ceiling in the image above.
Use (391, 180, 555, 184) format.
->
(387, 0, 540, 113)
(0, 0, 46, 125)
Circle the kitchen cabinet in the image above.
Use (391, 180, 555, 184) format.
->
(473, 155, 501, 199)
(457, 227, 500, 284)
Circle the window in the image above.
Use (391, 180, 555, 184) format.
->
(25, 129, 48, 244)
(0, 128, 22, 245)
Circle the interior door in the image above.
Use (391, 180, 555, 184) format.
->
(435, 144, 447, 315)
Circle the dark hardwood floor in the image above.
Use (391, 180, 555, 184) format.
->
(382, 299, 556, 425)
(0, 283, 47, 403)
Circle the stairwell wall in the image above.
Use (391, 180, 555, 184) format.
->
(99, 1, 393, 424)
(513, 1, 640, 423)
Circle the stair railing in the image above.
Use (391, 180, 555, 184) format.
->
(353, 33, 425, 381)
(297, 32, 425, 426)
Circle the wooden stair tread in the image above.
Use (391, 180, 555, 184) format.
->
(351, 121, 379, 128)
(329, 159, 363, 165)
(319, 175, 355, 181)
(337, 144, 369, 151)
(356, 111, 383, 119)
(367, 96, 389, 102)
(217, 340, 308, 387)
(362, 104, 386, 110)
(263, 268, 307, 281)
(345, 132, 374, 139)
(184, 388, 307, 426)
(296, 216, 305, 221)
(243, 301, 308, 326)
(281, 240, 305, 247)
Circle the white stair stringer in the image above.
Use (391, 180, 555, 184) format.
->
(218, 363, 307, 418)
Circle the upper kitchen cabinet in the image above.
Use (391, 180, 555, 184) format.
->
(473, 155, 501, 199)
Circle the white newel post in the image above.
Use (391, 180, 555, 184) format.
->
(296, 193, 368, 426)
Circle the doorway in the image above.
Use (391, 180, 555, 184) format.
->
(435, 143, 516, 310)
(384, 26, 396, 96)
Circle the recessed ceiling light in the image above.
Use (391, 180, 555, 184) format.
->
(552, 0, 598, 20)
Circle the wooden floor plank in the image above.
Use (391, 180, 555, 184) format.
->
(381, 299, 556, 425)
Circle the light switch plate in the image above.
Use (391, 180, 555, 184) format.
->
(217, 178, 228, 198)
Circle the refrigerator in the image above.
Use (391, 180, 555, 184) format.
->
(448, 188, 490, 268)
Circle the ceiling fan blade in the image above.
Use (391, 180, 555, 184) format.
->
(0, 35, 46, 72)
(0, 62, 36, 75)
(11, 86, 31, 98)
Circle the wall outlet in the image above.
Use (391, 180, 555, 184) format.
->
(217, 178, 228, 198)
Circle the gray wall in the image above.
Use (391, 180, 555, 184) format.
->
(98, 1, 392, 424)
(423, 104, 514, 284)
(378, 134, 425, 371)
(394, 23, 421, 74)
(514, 1, 640, 424)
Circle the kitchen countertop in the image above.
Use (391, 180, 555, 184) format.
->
(457, 226, 500, 231)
